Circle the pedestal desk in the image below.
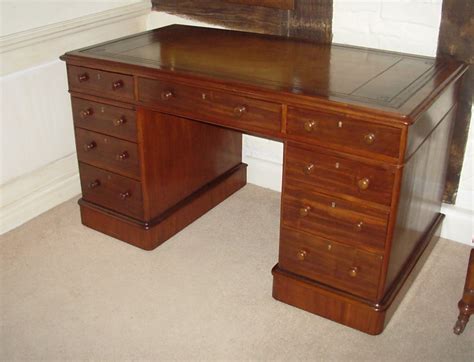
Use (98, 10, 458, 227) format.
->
(61, 25, 467, 334)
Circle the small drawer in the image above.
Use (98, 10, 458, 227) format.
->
(287, 107, 401, 159)
(75, 128, 140, 179)
(285, 144, 395, 206)
(138, 77, 281, 133)
(71, 97, 137, 142)
(282, 181, 389, 251)
(68, 65, 134, 101)
(79, 163, 143, 220)
(279, 227, 382, 300)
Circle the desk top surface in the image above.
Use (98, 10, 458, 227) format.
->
(64, 25, 466, 120)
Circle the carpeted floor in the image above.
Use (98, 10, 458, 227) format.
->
(0, 185, 473, 361)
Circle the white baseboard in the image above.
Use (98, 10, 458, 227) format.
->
(0, 154, 80, 235)
(244, 155, 283, 192)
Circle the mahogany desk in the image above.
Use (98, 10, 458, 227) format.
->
(61, 25, 468, 334)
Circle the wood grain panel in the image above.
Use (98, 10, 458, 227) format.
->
(226, 0, 294, 9)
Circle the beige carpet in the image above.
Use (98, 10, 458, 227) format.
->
(1, 185, 473, 361)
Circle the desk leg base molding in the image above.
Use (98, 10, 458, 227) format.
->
(79, 164, 247, 250)
(272, 213, 445, 335)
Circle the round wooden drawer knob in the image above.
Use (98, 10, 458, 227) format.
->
(116, 151, 129, 161)
(304, 120, 317, 132)
(357, 177, 370, 190)
(113, 117, 126, 126)
(119, 191, 131, 200)
(80, 108, 93, 119)
(83, 141, 96, 151)
(88, 180, 100, 189)
(112, 80, 124, 90)
(303, 163, 315, 175)
(349, 267, 359, 277)
(233, 105, 247, 118)
(297, 249, 307, 261)
(77, 73, 89, 82)
(161, 90, 174, 100)
(356, 221, 364, 232)
(299, 206, 311, 217)
(364, 133, 376, 145)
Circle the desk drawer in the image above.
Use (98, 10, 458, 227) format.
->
(138, 78, 281, 133)
(72, 98, 137, 142)
(285, 145, 395, 206)
(282, 182, 389, 251)
(68, 65, 134, 101)
(75, 128, 140, 179)
(79, 163, 143, 219)
(287, 107, 401, 159)
(279, 227, 382, 300)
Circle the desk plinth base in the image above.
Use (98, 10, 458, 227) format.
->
(79, 164, 247, 250)
(272, 213, 444, 335)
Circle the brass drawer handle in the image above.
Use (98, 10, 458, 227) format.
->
(112, 80, 124, 90)
(113, 117, 126, 127)
(364, 133, 376, 145)
(83, 141, 96, 151)
(161, 90, 174, 100)
(304, 120, 317, 132)
(303, 163, 315, 175)
(88, 180, 101, 189)
(357, 177, 370, 190)
(233, 105, 247, 118)
(116, 151, 129, 161)
(356, 221, 364, 232)
(297, 249, 307, 261)
(299, 206, 311, 217)
(77, 73, 89, 82)
(349, 267, 359, 278)
(80, 108, 93, 119)
(119, 191, 131, 200)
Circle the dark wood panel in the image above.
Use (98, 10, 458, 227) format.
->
(285, 144, 395, 206)
(382, 106, 456, 294)
(67, 65, 134, 101)
(137, 110, 243, 220)
(288, 0, 332, 42)
(279, 227, 382, 300)
(79, 162, 143, 220)
(72, 97, 137, 142)
(75, 128, 140, 179)
(437, 0, 473, 204)
(226, 0, 294, 9)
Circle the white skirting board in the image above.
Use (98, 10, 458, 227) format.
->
(0, 155, 81, 235)
(1, 153, 471, 246)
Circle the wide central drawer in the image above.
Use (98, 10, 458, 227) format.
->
(279, 227, 382, 300)
(75, 128, 140, 179)
(138, 77, 281, 133)
(79, 163, 143, 220)
(282, 181, 389, 252)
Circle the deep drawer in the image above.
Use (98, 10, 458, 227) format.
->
(138, 77, 281, 133)
(75, 128, 140, 179)
(282, 181, 389, 252)
(279, 227, 382, 300)
(285, 144, 395, 206)
(68, 65, 134, 101)
(79, 162, 143, 220)
(287, 107, 402, 159)
(72, 97, 137, 142)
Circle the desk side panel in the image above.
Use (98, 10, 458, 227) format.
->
(137, 109, 243, 220)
